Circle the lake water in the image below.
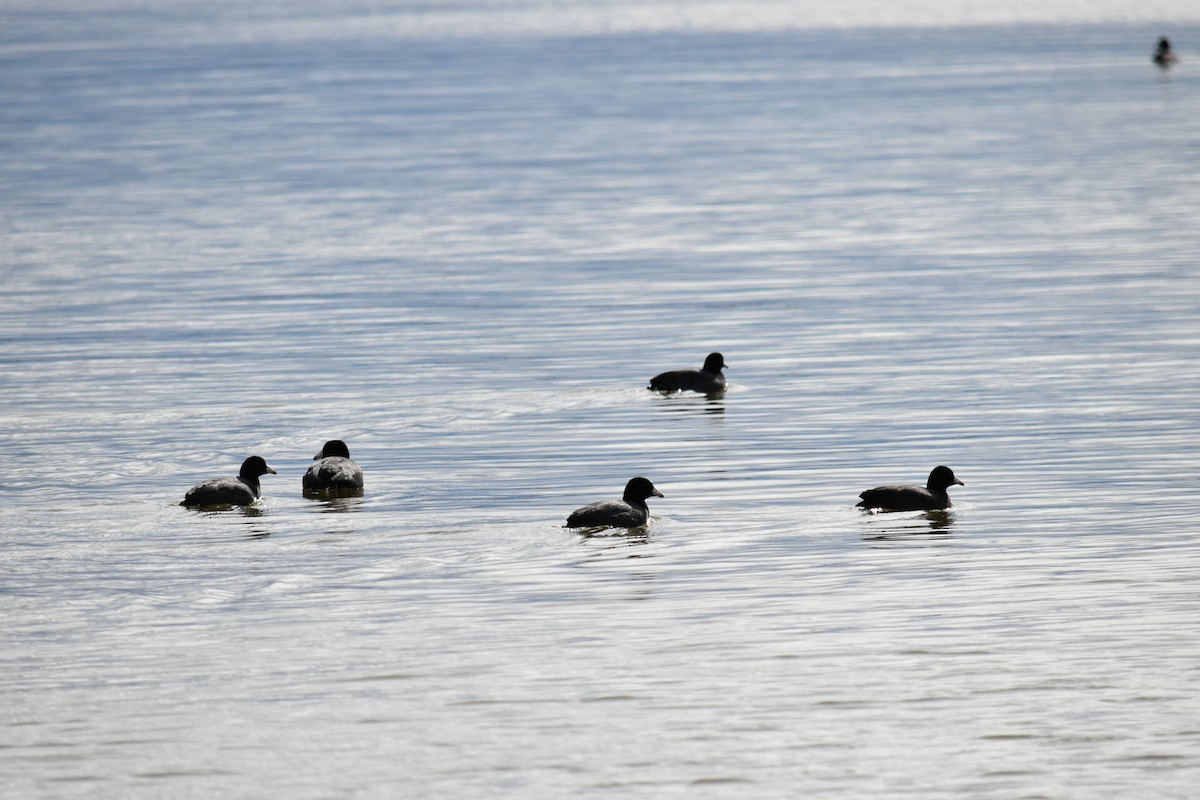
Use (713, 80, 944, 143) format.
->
(3, 2, 1200, 797)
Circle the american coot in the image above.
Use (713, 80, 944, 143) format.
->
(303, 439, 364, 493)
(566, 477, 664, 529)
(1154, 36, 1178, 69)
(648, 352, 727, 394)
(181, 455, 277, 507)
(856, 466, 964, 512)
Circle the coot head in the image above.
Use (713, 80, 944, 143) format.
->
(702, 352, 727, 373)
(624, 476, 664, 502)
(239, 456, 277, 479)
(315, 439, 351, 460)
(928, 465, 964, 490)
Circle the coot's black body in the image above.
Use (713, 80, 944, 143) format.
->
(648, 352, 727, 394)
(856, 466, 964, 512)
(566, 477, 664, 529)
(303, 439, 364, 493)
(181, 456, 277, 507)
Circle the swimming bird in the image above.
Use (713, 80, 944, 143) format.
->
(566, 477, 664, 529)
(648, 352, 727, 393)
(181, 455, 277, 507)
(1153, 36, 1178, 69)
(303, 439, 364, 493)
(856, 466, 964, 512)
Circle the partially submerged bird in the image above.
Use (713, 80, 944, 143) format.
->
(303, 439, 364, 494)
(856, 466, 964, 512)
(1153, 36, 1178, 69)
(566, 477, 664, 529)
(181, 455, 277, 507)
(648, 352, 727, 394)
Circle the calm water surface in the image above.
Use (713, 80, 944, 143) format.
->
(3, 2, 1200, 797)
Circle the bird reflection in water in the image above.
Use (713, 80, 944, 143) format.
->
(862, 510, 955, 544)
(574, 528, 658, 596)
(234, 505, 272, 538)
(576, 525, 651, 544)
(185, 503, 273, 538)
(574, 525, 654, 560)
(312, 495, 366, 514)
(650, 392, 726, 417)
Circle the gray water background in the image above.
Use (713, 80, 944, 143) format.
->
(3, 4, 1200, 797)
